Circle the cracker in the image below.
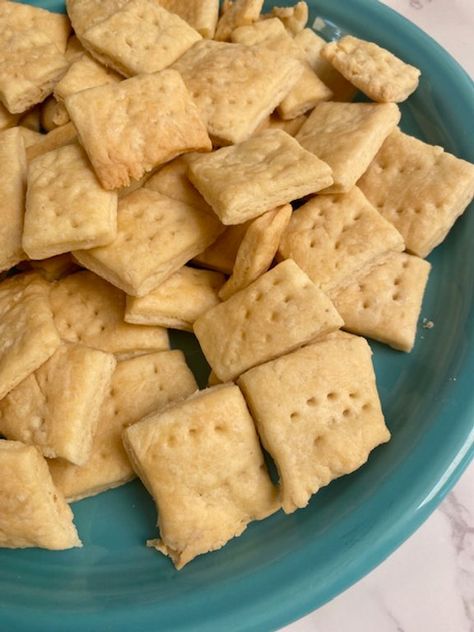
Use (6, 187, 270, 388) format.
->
(65, 70, 211, 190)
(219, 205, 292, 300)
(26, 122, 77, 163)
(66, 0, 130, 39)
(278, 65, 333, 120)
(0, 103, 19, 132)
(194, 259, 343, 382)
(358, 129, 474, 258)
(0, 274, 61, 401)
(0, 1, 70, 53)
(264, 2, 308, 35)
(0, 343, 116, 465)
(189, 129, 333, 225)
(123, 384, 279, 569)
(215, 0, 264, 41)
(172, 40, 302, 145)
(49, 351, 197, 502)
(24, 144, 118, 260)
(157, 0, 219, 38)
(0, 128, 27, 273)
(49, 271, 169, 356)
(19, 127, 43, 148)
(125, 267, 224, 331)
(260, 113, 308, 137)
(278, 187, 405, 295)
(322, 35, 421, 103)
(193, 223, 250, 274)
(0, 440, 81, 549)
(30, 254, 78, 282)
(296, 101, 400, 193)
(65, 35, 86, 63)
(73, 188, 223, 296)
(54, 54, 121, 102)
(238, 333, 390, 513)
(40, 97, 69, 132)
(333, 253, 431, 352)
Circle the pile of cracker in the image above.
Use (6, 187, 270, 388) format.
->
(0, 0, 473, 569)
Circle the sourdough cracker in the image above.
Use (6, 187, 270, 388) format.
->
(54, 54, 121, 102)
(26, 122, 77, 163)
(157, 0, 219, 38)
(0, 1, 70, 53)
(193, 223, 250, 274)
(215, 0, 264, 41)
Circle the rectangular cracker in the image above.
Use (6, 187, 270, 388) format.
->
(333, 253, 431, 352)
(172, 40, 302, 145)
(0, 343, 116, 465)
(49, 271, 169, 357)
(322, 35, 421, 103)
(49, 350, 197, 502)
(0, 440, 81, 549)
(358, 129, 474, 258)
(215, 0, 264, 41)
(188, 129, 333, 225)
(73, 188, 224, 296)
(194, 259, 343, 382)
(296, 101, 400, 193)
(0, 128, 27, 273)
(0, 274, 61, 401)
(238, 333, 390, 513)
(123, 384, 279, 569)
(65, 69, 211, 190)
(278, 187, 405, 295)
(26, 122, 77, 163)
(125, 267, 225, 331)
(24, 143, 118, 259)
(0, 1, 70, 53)
(193, 223, 250, 275)
(157, 0, 219, 38)
(54, 53, 121, 102)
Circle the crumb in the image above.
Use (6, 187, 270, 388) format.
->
(422, 318, 434, 329)
(312, 17, 326, 31)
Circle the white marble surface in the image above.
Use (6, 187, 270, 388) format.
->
(284, 1, 474, 630)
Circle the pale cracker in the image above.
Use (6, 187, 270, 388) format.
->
(194, 259, 343, 382)
(26, 122, 77, 163)
(219, 204, 292, 300)
(66, 0, 130, 39)
(49, 350, 197, 502)
(157, 0, 219, 38)
(278, 187, 405, 296)
(65, 70, 211, 190)
(0, 1, 70, 53)
(264, 2, 308, 35)
(193, 223, 250, 275)
(358, 129, 474, 258)
(123, 384, 279, 569)
(125, 267, 225, 331)
(0, 440, 81, 549)
(296, 101, 400, 193)
(322, 35, 421, 103)
(188, 129, 333, 225)
(238, 333, 390, 513)
(30, 254, 79, 282)
(0, 103, 19, 132)
(214, 0, 264, 41)
(73, 188, 223, 296)
(54, 54, 121, 102)
(49, 271, 169, 356)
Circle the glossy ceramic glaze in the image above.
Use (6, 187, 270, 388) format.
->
(1, 1, 473, 630)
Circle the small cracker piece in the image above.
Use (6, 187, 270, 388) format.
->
(123, 384, 279, 569)
(26, 122, 77, 163)
(278, 187, 405, 296)
(125, 267, 225, 331)
(157, 0, 219, 38)
(238, 333, 390, 513)
(54, 54, 121, 102)
(0, 440, 81, 549)
(188, 129, 333, 225)
(23, 144, 118, 260)
(0, 343, 116, 465)
(358, 129, 474, 258)
(0, 103, 19, 132)
(296, 101, 400, 193)
(66, 0, 129, 39)
(322, 35, 421, 103)
(333, 253, 431, 352)
(73, 188, 223, 296)
(49, 350, 197, 501)
(219, 204, 292, 300)
(49, 271, 169, 357)
(193, 223, 250, 275)
(215, 0, 264, 41)
(265, 2, 308, 35)
(65, 70, 211, 190)
(194, 259, 343, 382)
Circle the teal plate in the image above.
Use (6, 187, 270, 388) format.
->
(1, 1, 473, 631)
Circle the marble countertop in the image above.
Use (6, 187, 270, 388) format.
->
(284, 1, 474, 630)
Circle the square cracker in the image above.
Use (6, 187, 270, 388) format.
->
(218, 204, 292, 301)
(333, 253, 431, 352)
(123, 384, 279, 569)
(358, 129, 474, 258)
(188, 129, 333, 225)
(0, 128, 27, 273)
(194, 259, 343, 382)
(66, 0, 129, 38)
(0, 1, 70, 53)
(49, 271, 169, 357)
(54, 53, 121, 102)
(322, 35, 420, 103)
(65, 69, 211, 190)
(193, 223, 250, 275)
(172, 40, 302, 145)
(0, 343, 116, 466)
(157, 0, 219, 38)
(49, 350, 197, 502)
(0, 440, 81, 549)
(125, 267, 225, 331)
(278, 187, 405, 296)
(73, 188, 224, 296)
(238, 333, 390, 514)
(215, 0, 263, 41)
(0, 274, 61, 401)
(26, 122, 77, 163)
(24, 143, 118, 260)
(296, 102, 400, 193)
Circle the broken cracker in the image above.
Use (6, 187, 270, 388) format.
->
(157, 0, 219, 38)
(215, 0, 264, 41)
